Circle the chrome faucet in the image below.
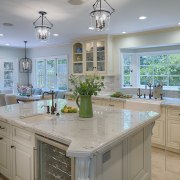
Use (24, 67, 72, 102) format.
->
(42, 91, 56, 114)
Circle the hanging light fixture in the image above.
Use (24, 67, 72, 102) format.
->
(19, 41, 32, 85)
(33, 11, 53, 41)
(89, 0, 115, 31)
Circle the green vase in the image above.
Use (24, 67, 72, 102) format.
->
(76, 95, 93, 118)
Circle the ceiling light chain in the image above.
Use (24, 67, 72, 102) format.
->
(89, 0, 115, 31)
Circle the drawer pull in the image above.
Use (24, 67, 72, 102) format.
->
(0, 126, 5, 130)
(11, 145, 15, 149)
(0, 137, 3, 140)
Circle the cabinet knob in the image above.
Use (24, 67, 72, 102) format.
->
(0, 137, 3, 140)
(0, 126, 5, 130)
(11, 145, 15, 148)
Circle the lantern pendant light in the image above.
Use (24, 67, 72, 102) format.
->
(89, 0, 115, 31)
(33, 11, 53, 41)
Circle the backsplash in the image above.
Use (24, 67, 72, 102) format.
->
(102, 76, 180, 98)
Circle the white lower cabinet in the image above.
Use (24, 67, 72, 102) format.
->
(0, 136, 11, 179)
(166, 107, 180, 151)
(0, 122, 35, 180)
(12, 141, 34, 180)
(151, 107, 165, 146)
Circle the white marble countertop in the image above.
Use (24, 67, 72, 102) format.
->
(0, 99, 159, 157)
(66, 92, 180, 107)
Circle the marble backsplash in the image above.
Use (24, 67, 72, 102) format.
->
(102, 76, 180, 98)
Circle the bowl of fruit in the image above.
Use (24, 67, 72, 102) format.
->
(61, 105, 78, 113)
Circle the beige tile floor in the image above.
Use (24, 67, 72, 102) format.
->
(152, 147, 180, 180)
(0, 147, 179, 180)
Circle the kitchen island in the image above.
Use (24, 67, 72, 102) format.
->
(0, 99, 159, 180)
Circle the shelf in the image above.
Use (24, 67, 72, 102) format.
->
(74, 53, 83, 55)
(73, 61, 83, 63)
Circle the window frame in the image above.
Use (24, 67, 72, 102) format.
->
(121, 50, 180, 90)
(35, 55, 68, 90)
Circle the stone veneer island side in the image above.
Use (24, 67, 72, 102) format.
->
(0, 99, 159, 180)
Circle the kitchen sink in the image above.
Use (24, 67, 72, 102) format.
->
(125, 98, 162, 113)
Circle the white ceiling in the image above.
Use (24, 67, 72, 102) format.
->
(0, 0, 180, 48)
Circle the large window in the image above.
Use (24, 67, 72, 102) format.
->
(35, 56, 68, 90)
(122, 52, 180, 89)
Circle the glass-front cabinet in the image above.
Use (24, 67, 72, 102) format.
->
(85, 40, 106, 74)
(72, 43, 83, 74)
(72, 39, 107, 75)
(85, 41, 94, 72)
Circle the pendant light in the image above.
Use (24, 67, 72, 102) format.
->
(89, 0, 115, 31)
(19, 41, 32, 86)
(33, 11, 53, 41)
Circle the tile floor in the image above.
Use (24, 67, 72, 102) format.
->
(0, 147, 179, 180)
(152, 147, 180, 180)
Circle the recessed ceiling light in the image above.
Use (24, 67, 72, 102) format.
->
(5, 43, 9, 46)
(122, 32, 127, 34)
(139, 16, 147, 20)
(53, 33, 59, 37)
(89, 26, 95, 30)
(0, 34, 4, 36)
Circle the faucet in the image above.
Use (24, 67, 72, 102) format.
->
(137, 88, 142, 98)
(147, 83, 153, 99)
(42, 91, 56, 114)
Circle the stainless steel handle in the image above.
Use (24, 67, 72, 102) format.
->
(33, 147, 38, 180)
(0, 137, 3, 140)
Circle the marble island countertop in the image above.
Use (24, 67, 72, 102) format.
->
(0, 99, 159, 158)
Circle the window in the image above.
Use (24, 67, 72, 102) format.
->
(122, 54, 133, 86)
(122, 52, 180, 89)
(35, 56, 68, 90)
(139, 54, 180, 87)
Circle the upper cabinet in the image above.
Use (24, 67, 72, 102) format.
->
(85, 40, 106, 74)
(72, 37, 113, 75)
(72, 42, 83, 75)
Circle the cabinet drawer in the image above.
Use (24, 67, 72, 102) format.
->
(167, 107, 180, 120)
(12, 126, 35, 147)
(0, 121, 10, 138)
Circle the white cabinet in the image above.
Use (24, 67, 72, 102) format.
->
(0, 121, 35, 180)
(72, 42, 84, 74)
(166, 107, 180, 151)
(12, 141, 34, 180)
(85, 40, 106, 74)
(72, 37, 113, 75)
(0, 136, 11, 179)
(151, 107, 165, 146)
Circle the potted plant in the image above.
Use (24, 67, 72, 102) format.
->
(69, 74, 104, 118)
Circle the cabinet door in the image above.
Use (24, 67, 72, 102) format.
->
(0, 136, 11, 179)
(96, 41, 106, 73)
(166, 120, 180, 150)
(12, 141, 34, 180)
(152, 120, 165, 146)
(85, 41, 95, 73)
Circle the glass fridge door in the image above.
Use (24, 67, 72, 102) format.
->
(37, 136, 74, 180)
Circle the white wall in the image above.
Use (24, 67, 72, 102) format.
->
(0, 46, 24, 90)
